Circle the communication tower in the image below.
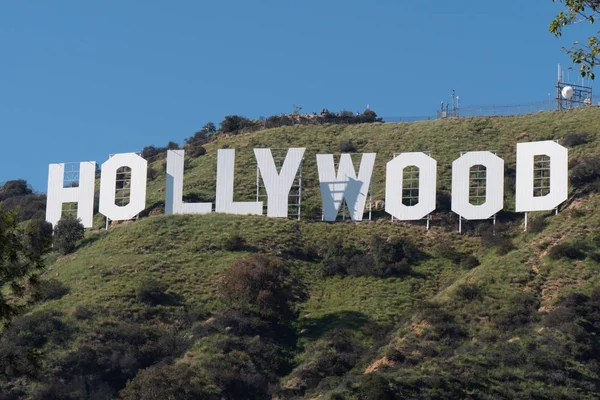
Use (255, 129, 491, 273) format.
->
(555, 64, 593, 110)
(437, 90, 460, 119)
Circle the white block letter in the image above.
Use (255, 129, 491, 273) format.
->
(317, 153, 376, 221)
(515, 141, 568, 212)
(99, 153, 147, 221)
(165, 150, 212, 214)
(385, 152, 437, 221)
(254, 148, 305, 218)
(215, 149, 263, 215)
(46, 162, 96, 228)
(452, 151, 504, 220)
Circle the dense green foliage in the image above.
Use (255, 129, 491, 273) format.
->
(53, 215, 85, 255)
(4, 108, 600, 398)
(0, 180, 46, 222)
(550, 0, 600, 78)
(0, 208, 51, 324)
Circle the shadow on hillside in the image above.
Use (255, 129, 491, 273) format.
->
(139, 200, 165, 218)
(301, 310, 372, 340)
(78, 230, 108, 249)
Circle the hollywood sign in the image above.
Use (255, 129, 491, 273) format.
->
(45, 141, 568, 228)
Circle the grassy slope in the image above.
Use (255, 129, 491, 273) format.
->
(35, 107, 600, 398)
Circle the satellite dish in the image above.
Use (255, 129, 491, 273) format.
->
(562, 86, 574, 100)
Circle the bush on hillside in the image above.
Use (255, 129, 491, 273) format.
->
(121, 363, 213, 400)
(0, 180, 47, 222)
(219, 255, 307, 320)
(527, 215, 547, 233)
(265, 114, 294, 128)
(0, 310, 72, 380)
(7, 310, 72, 349)
(433, 241, 463, 264)
(339, 140, 356, 153)
(22, 219, 53, 259)
(570, 155, 600, 190)
(146, 164, 157, 180)
(220, 115, 253, 134)
(31, 279, 70, 301)
(548, 241, 588, 260)
(223, 233, 246, 251)
(281, 330, 363, 397)
(492, 291, 539, 330)
(480, 224, 515, 255)
(166, 141, 179, 150)
(47, 321, 191, 399)
(74, 305, 94, 320)
(53, 215, 85, 255)
(371, 235, 424, 268)
(186, 143, 207, 158)
(562, 132, 589, 147)
(461, 254, 480, 269)
(136, 279, 170, 306)
(415, 302, 466, 343)
(320, 235, 421, 278)
(0, 180, 31, 200)
(141, 142, 179, 161)
(140, 145, 162, 160)
(356, 373, 396, 400)
(455, 283, 483, 302)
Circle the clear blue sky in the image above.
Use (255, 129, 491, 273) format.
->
(0, 1, 592, 191)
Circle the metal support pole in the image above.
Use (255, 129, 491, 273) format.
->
(369, 177, 373, 221)
(256, 164, 260, 203)
(524, 212, 528, 232)
(458, 216, 462, 233)
(493, 214, 496, 236)
(297, 161, 302, 221)
(426, 214, 430, 231)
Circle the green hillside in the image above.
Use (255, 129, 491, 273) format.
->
(3, 108, 600, 399)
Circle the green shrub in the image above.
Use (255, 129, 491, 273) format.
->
(219, 255, 307, 320)
(570, 155, 600, 189)
(492, 291, 539, 330)
(7, 310, 71, 348)
(433, 241, 463, 264)
(339, 140, 356, 153)
(74, 305, 94, 320)
(320, 235, 420, 278)
(136, 279, 170, 306)
(53, 215, 85, 255)
(146, 164, 157, 180)
(548, 241, 587, 260)
(121, 363, 215, 400)
(22, 219, 53, 259)
(527, 215, 547, 233)
(356, 373, 395, 400)
(31, 278, 69, 301)
(455, 283, 482, 302)
(224, 233, 245, 251)
(186, 143, 207, 158)
(562, 132, 589, 147)
(461, 255, 480, 269)
(283, 330, 363, 396)
(50, 322, 191, 398)
(219, 115, 253, 134)
(121, 363, 212, 400)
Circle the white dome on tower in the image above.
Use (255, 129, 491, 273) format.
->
(561, 86, 574, 100)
